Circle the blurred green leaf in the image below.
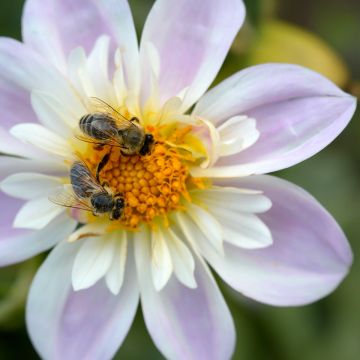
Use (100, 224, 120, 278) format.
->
(0, 259, 39, 329)
(246, 20, 350, 88)
(243, 0, 263, 26)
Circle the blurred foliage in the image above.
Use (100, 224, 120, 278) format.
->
(245, 20, 350, 87)
(0, 0, 360, 359)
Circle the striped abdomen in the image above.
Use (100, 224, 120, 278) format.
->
(79, 113, 118, 141)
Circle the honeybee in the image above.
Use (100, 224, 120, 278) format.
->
(78, 98, 154, 155)
(49, 160, 124, 220)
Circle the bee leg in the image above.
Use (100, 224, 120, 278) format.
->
(120, 147, 131, 156)
(130, 117, 140, 123)
(93, 144, 104, 151)
(92, 210, 100, 217)
(96, 152, 110, 183)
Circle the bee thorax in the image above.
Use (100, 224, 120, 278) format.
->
(90, 193, 114, 213)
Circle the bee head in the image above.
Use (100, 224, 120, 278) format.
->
(139, 134, 155, 155)
(110, 197, 125, 220)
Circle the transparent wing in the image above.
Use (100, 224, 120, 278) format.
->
(74, 133, 122, 147)
(71, 159, 105, 195)
(49, 184, 93, 212)
(89, 97, 138, 131)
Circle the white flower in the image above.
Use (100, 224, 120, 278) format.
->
(0, 0, 356, 359)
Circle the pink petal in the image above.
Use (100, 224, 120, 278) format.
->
(0, 157, 71, 265)
(22, 0, 139, 88)
(196, 175, 352, 306)
(140, 0, 245, 110)
(0, 38, 84, 157)
(27, 241, 139, 360)
(0, 191, 76, 266)
(135, 236, 235, 359)
(194, 64, 357, 175)
(0, 38, 41, 157)
(0, 72, 37, 128)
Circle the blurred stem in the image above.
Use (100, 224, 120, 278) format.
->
(0, 259, 39, 329)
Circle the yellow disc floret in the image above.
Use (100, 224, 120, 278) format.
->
(84, 124, 207, 230)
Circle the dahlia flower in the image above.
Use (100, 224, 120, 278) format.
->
(0, 0, 356, 359)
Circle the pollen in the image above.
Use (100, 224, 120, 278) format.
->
(86, 135, 197, 229)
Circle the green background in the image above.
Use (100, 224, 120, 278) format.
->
(0, 0, 359, 359)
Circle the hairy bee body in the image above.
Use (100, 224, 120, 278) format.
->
(79, 113, 118, 141)
(50, 160, 125, 220)
(77, 98, 154, 155)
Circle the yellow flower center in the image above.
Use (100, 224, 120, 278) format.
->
(82, 124, 208, 230)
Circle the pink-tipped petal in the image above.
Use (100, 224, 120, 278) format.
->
(140, 0, 245, 110)
(135, 235, 235, 360)
(0, 73, 37, 128)
(0, 38, 82, 109)
(22, 0, 139, 88)
(0, 38, 50, 157)
(0, 38, 85, 158)
(27, 241, 139, 360)
(196, 175, 352, 306)
(194, 64, 357, 175)
(0, 191, 76, 266)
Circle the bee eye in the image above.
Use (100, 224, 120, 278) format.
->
(146, 134, 154, 143)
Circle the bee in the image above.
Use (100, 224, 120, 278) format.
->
(49, 159, 125, 220)
(77, 98, 154, 155)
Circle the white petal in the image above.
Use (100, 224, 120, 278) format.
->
(218, 116, 259, 157)
(192, 186, 272, 213)
(0, 125, 54, 160)
(0, 209, 76, 267)
(83, 36, 117, 102)
(72, 235, 116, 291)
(195, 118, 221, 169)
(67, 222, 108, 243)
(105, 232, 128, 295)
(113, 50, 127, 104)
(13, 197, 64, 230)
(140, 0, 245, 111)
(210, 207, 272, 249)
(151, 227, 173, 291)
(31, 91, 77, 135)
(1, 173, 61, 200)
(134, 233, 235, 360)
(186, 203, 223, 254)
(0, 156, 67, 182)
(166, 228, 197, 288)
(67, 47, 88, 98)
(10, 123, 72, 158)
(193, 64, 356, 175)
(200, 175, 353, 306)
(27, 240, 139, 360)
(0, 38, 85, 116)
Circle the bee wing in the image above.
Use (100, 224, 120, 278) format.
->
(89, 97, 137, 131)
(71, 159, 106, 195)
(49, 185, 93, 212)
(75, 134, 122, 147)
